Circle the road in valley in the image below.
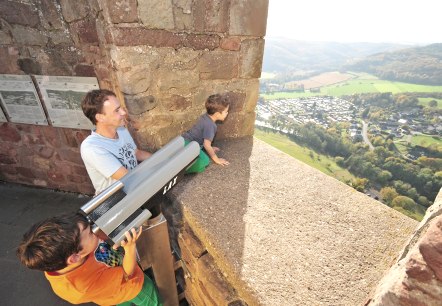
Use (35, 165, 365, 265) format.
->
(362, 120, 374, 150)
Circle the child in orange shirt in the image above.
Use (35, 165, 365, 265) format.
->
(17, 213, 161, 306)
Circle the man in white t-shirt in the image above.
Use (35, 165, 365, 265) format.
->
(80, 89, 151, 194)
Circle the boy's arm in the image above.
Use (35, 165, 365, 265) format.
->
(203, 139, 229, 166)
(114, 227, 143, 277)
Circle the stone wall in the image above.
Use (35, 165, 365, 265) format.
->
(0, 0, 268, 193)
(368, 191, 442, 305)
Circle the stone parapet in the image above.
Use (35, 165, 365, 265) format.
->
(171, 137, 418, 305)
(368, 189, 442, 305)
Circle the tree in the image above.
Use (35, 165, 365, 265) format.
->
(391, 196, 416, 211)
(428, 100, 438, 108)
(380, 187, 398, 205)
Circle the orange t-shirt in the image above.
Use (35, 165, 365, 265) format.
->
(45, 253, 144, 305)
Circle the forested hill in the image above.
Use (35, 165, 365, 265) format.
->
(346, 43, 442, 85)
(263, 37, 405, 74)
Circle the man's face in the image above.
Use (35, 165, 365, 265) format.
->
(77, 223, 99, 258)
(99, 95, 127, 128)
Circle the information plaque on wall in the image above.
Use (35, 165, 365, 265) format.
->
(0, 107, 7, 122)
(35, 75, 98, 129)
(0, 74, 48, 125)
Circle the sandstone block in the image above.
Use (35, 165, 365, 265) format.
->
(173, 1, 193, 31)
(220, 37, 241, 51)
(75, 64, 96, 77)
(198, 51, 238, 80)
(17, 167, 35, 179)
(419, 218, 442, 281)
(107, 0, 138, 23)
(229, 0, 268, 36)
(156, 68, 199, 91)
(182, 34, 220, 50)
(0, 1, 39, 27)
(138, 0, 174, 30)
(0, 29, 13, 45)
(163, 95, 192, 112)
(58, 148, 82, 164)
(37, 146, 54, 159)
(17, 58, 42, 75)
(0, 153, 17, 165)
(0, 123, 21, 142)
(11, 25, 48, 46)
(39, 0, 64, 29)
(124, 94, 157, 115)
(117, 67, 152, 95)
(108, 27, 181, 48)
(0, 47, 21, 74)
(48, 30, 73, 45)
(224, 91, 245, 113)
(47, 169, 66, 183)
(193, 0, 229, 33)
(60, 0, 90, 23)
(239, 39, 265, 78)
(70, 18, 99, 44)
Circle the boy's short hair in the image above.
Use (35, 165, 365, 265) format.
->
(81, 89, 116, 125)
(205, 94, 230, 115)
(17, 213, 89, 272)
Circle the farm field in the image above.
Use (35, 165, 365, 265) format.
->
(254, 128, 355, 182)
(285, 71, 356, 90)
(261, 72, 442, 99)
(411, 134, 442, 147)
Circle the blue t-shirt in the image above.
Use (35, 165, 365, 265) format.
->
(182, 113, 217, 146)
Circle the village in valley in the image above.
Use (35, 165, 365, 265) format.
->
(256, 94, 442, 155)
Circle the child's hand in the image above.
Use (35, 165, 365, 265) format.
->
(215, 158, 229, 166)
(113, 226, 143, 250)
(213, 146, 220, 153)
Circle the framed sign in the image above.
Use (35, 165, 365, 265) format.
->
(0, 74, 47, 125)
(0, 107, 7, 122)
(35, 75, 99, 129)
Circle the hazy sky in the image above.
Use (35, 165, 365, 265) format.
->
(266, 0, 441, 44)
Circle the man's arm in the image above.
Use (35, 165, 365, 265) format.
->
(110, 166, 129, 180)
(203, 139, 229, 166)
(135, 149, 152, 162)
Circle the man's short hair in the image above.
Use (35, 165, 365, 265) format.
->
(17, 213, 89, 272)
(205, 94, 230, 115)
(81, 89, 116, 125)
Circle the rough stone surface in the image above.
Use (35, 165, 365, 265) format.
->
(11, 25, 48, 46)
(107, 0, 138, 23)
(239, 39, 265, 78)
(138, 0, 174, 30)
(171, 137, 418, 306)
(39, 0, 64, 30)
(220, 37, 241, 51)
(59, 0, 91, 23)
(229, 0, 268, 36)
(108, 27, 182, 48)
(368, 189, 442, 306)
(124, 94, 157, 115)
(193, 0, 230, 33)
(0, 123, 93, 195)
(198, 51, 238, 80)
(0, 1, 39, 27)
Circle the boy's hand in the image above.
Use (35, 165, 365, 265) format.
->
(112, 226, 143, 250)
(213, 146, 220, 153)
(214, 157, 229, 166)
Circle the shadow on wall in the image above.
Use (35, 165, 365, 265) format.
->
(168, 136, 254, 299)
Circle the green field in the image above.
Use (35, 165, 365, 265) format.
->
(418, 98, 442, 108)
(411, 134, 442, 147)
(254, 129, 355, 182)
(261, 73, 442, 99)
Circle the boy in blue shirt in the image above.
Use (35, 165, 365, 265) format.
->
(183, 94, 230, 173)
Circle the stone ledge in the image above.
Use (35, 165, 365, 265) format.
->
(171, 136, 418, 305)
